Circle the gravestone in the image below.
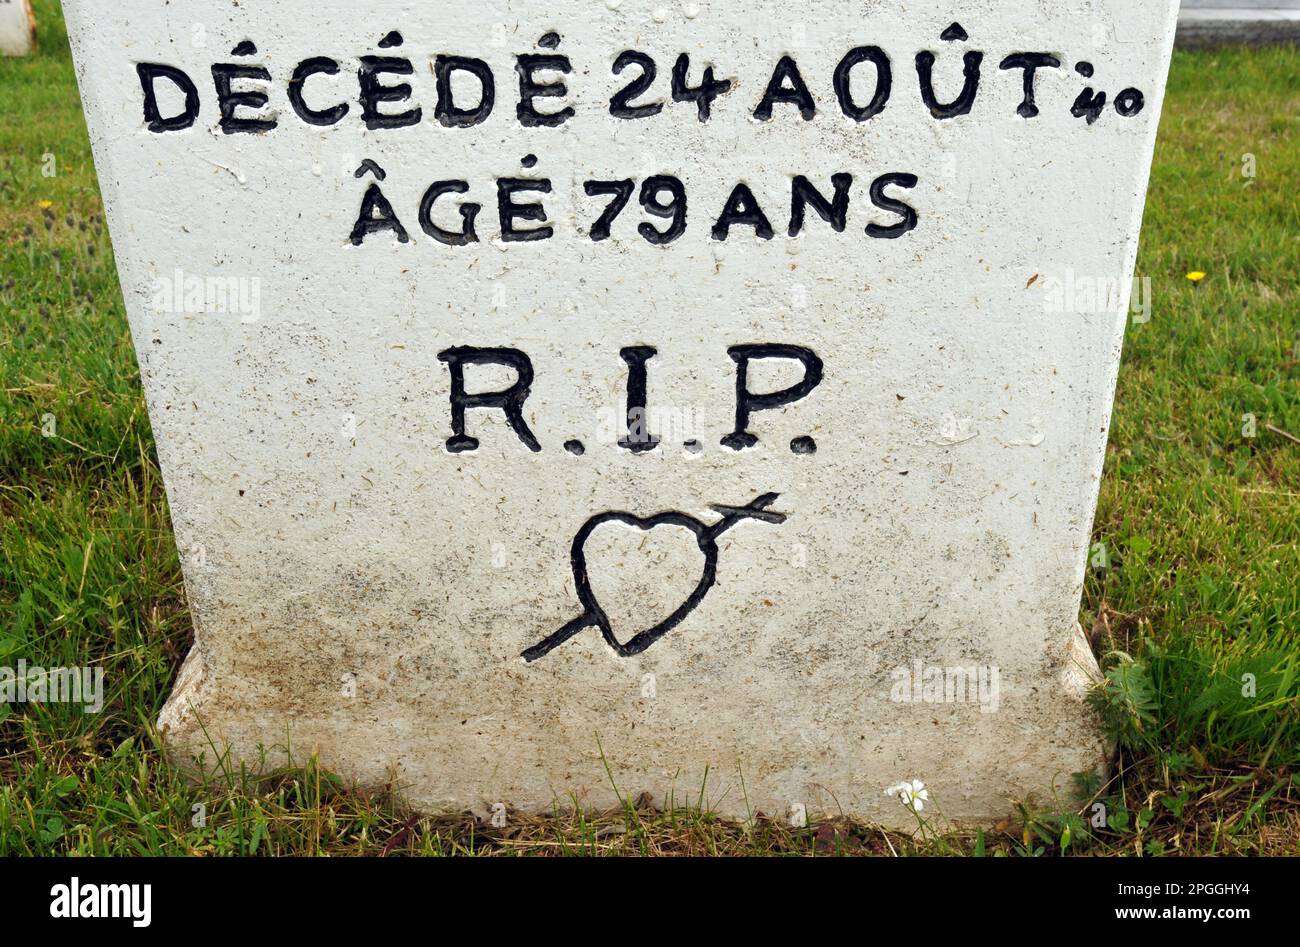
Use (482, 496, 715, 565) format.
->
(65, 0, 1181, 826)
(1178, 0, 1300, 46)
(0, 0, 36, 57)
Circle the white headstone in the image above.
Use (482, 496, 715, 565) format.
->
(65, 1, 1181, 825)
(0, 0, 35, 57)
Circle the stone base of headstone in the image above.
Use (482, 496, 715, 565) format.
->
(157, 631, 1109, 826)
(0, 0, 36, 57)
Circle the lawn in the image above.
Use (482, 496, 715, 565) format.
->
(0, 1, 1296, 855)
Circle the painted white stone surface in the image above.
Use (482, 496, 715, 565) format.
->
(65, 0, 1180, 826)
(0, 0, 35, 57)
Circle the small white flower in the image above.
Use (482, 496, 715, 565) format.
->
(885, 779, 929, 813)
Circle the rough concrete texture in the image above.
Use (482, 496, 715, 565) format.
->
(1178, 1, 1300, 47)
(64, 1, 1180, 827)
(1178, 12, 1300, 47)
(0, 0, 36, 57)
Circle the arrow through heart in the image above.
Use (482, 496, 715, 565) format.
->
(521, 493, 789, 662)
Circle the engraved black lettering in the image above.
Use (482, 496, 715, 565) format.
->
(137, 63, 200, 133)
(517, 53, 575, 127)
(638, 176, 687, 245)
(1115, 88, 1145, 117)
(671, 53, 732, 122)
(497, 177, 554, 242)
(999, 53, 1061, 119)
(712, 183, 773, 241)
(610, 50, 662, 119)
(419, 180, 481, 246)
(618, 347, 660, 452)
(834, 46, 892, 122)
(866, 172, 919, 240)
(584, 179, 635, 241)
(722, 345, 824, 450)
(916, 50, 983, 119)
(789, 173, 852, 236)
(349, 183, 410, 246)
(358, 55, 422, 129)
(288, 57, 348, 126)
(754, 55, 815, 121)
(211, 61, 278, 134)
(434, 55, 496, 128)
(1071, 86, 1107, 124)
(437, 347, 541, 453)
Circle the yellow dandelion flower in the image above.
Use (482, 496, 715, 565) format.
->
(37, 200, 53, 210)
(1186, 271, 1207, 284)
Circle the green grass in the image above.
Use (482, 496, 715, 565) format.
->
(1, 1, 1297, 855)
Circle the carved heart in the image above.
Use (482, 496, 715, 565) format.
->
(581, 518, 709, 650)
(522, 494, 784, 662)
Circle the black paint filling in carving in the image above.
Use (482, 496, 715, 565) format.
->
(790, 173, 852, 236)
(350, 182, 409, 244)
(611, 50, 663, 119)
(290, 57, 349, 126)
(867, 173, 919, 238)
(497, 177, 554, 241)
(419, 180, 480, 245)
(521, 493, 788, 662)
(1072, 87, 1107, 124)
(437, 347, 541, 452)
(1115, 88, 1145, 117)
(517, 53, 575, 127)
(671, 54, 732, 122)
(378, 31, 404, 49)
(915, 50, 983, 119)
(212, 61, 278, 134)
(354, 158, 386, 180)
(618, 346, 661, 452)
(359, 56, 422, 129)
(231, 41, 257, 57)
(999, 53, 1061, 119)
(834, 46, 891, 122)
(712, 183, 774, 240)
(564, 440, 586, 456)
(722, 344, 823, 449)
(754, 55, 816, 121)
(940, 23, 968, 43)
(433, 55, 495, 128)
(137, 63, 201, 132)
(538, 32, 562, 50)
(790, 436, 817, 455)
